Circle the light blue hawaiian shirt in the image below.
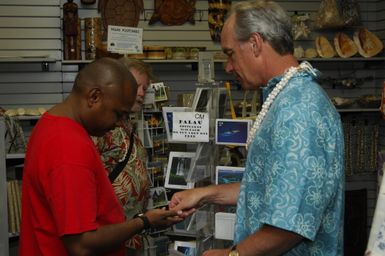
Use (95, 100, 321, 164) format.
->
(234, 66, 345, 255)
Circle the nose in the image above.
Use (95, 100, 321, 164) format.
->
(137, 85, 145, 97)
(224, 59, 234, 73)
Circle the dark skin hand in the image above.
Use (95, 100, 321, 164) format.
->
(62, 208, 183, 256)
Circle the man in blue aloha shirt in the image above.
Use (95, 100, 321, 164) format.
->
(169, 1, 344, 255)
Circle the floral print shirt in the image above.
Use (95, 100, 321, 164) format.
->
(93, 120, 150, 249)
(235, 67, 344, 255)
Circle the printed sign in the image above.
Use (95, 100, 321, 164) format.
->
(172, 112, 209, 142)
(107, 25, 143, 54)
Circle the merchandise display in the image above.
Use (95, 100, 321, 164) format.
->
(98, 0, 143, 34)
(84, 17, 102, 60)
(353, 27, 384, 58)
(334, 32, 358, 58)
(208, 0, 232, 42)
(315, 35, 336, 58)
(63, 0, 81, 60)
(1, 1, 385, 255)
(149, 0, 197, 26)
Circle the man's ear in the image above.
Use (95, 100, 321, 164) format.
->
(249, 32, 264, 56)
(87, 87, 102, 107)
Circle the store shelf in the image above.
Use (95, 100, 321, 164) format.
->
(62, 59, 225, 64)
(6, 153, 25, 160)
(0, 57, 56, 63)
(0, 57, 56, 71)
(62, 56, 385, 65)
(337, 108, 380, 113)
(299, 57, 385, 62)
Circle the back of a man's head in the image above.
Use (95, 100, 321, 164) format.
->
(72, 57, 137, 96)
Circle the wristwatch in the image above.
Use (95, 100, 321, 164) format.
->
(229, 244, 239, 256)
(134, 213, 151, 230)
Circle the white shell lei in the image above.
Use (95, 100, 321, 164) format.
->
(246, 61, 316, 150)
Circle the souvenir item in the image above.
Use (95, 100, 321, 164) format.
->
(149, 0, 197, 26)
(293, 46, 304, 59)
(315, 36, 336, 58)
(304, 48, 318, 58)
(291, 13, 310, 40)
(63, 0, 81, 60)
(98, 0, 143, 38)
(334, 32, 357, 58)
(353, 28, 383, 58)
(146, 45, 165, 59)
(208, 0, 231, 42)
(340, 0, 361, 26)
(84, 17, 102, 60)
(315, 0, 344, 29)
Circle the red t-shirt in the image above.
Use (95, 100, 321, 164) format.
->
(19, 113, 125, 256)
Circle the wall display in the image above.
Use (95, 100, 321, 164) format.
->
(151, 82, 168, 102)
(165, 152, 195, 189)
(162, 107, 192, 142)
(215, 119, 251, 146)
(174, 241, 197, 256)
(98, 0, 143, 38)
(147, 187, 168, 209)
(148, 0, 197, 26)
(208, 0, 232, 42)
(84, 17, 102, 60)
(172, 111, 210, 143)
(63, 0, 81, 60)
(107, 25, 143, 54)
(353, 28, 384, 58)
(187, 143, 213, 183)
(192, 87, 212, 112)
(215, 166, 245, 185)
(198, 52, 215, 83)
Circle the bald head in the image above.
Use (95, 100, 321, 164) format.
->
(73, 57, 138, 95)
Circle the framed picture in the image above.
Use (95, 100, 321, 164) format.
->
(147, 187, 168, 209)
(174, 241, 197, 256)
(215, 118, 251, 146)
(162, 107, 192, 142)
(151, 82, 168, 102)
(192, 87, 211, 112)
(215, 166, 245, 185)
(165, 152, 195, 189)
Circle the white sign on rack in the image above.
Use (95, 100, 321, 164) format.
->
(172, 112, 209, 142)
(107, 25, 143, 54)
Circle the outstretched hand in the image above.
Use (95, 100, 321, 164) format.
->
(168, 188, 203, 217)
(144, 208, 184, 229)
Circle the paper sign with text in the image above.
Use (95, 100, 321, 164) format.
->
(172, 112, 209, 142)
(107, 25, 143, 54)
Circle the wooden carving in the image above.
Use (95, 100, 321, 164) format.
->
(149, 0, 197, 26)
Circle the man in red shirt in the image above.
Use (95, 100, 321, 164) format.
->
(19, 57, 181, 256)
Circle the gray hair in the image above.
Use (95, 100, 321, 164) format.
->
(229, 0, 293, 55)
